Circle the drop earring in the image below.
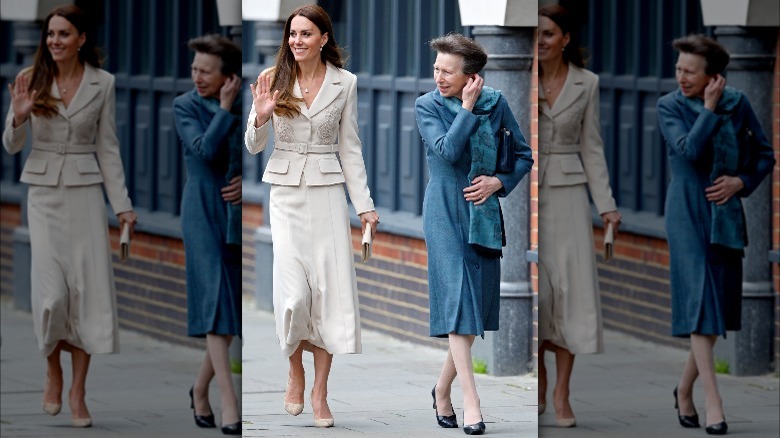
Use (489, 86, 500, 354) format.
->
(320, 46, 323, 52)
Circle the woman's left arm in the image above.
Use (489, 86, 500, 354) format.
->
(95, 73, 134, 220)
(495, 97, 533, 196)
(735, 97, 775, 197)
(337, 74, 375, 216)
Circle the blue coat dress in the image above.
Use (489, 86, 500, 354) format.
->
(415, 90, 533, 337)
(173, 89, 242, 338)
(657, 89, 773, 337)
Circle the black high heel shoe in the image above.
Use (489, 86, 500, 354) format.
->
(189, 386, 216, 428)
(463, 416, 486, 435)
(705, 418, 728, 435)
(673, 386, 700, 428)
(221, 421, 241, 435)
(431, 386, 458, 428)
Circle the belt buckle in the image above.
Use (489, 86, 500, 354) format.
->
(56, 143, 66, 154)
(297, 143, 307, 154)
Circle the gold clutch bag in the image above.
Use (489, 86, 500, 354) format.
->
(120, 223, 131, 262)
(603, 223, 614, 262)
(361, 226, 373, 263)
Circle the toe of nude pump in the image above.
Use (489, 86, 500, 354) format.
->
(71, 417, 92, 428)
(284, 402, 304, 416)
(314, 417, 334, 428)
(42, 402, 62, 416)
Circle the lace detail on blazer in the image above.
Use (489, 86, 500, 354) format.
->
(275, 117, 295, 143)
(317, 106, 341, 144)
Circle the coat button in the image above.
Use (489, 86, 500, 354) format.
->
(475, 263, 480, 270)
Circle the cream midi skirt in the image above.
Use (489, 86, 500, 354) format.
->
(270, 181, 361, 357)
(538, 183, 603, 355)
(27, 183, 119, 357)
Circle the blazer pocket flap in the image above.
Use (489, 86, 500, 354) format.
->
(560, 157, 585, 174)
(24, 158, 47, 174)
(318, 158, 343, 174)
(76, 158, 101, 174)
(266, 158, 290, 174)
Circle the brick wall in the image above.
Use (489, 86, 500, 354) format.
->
(530, 34, 540, 371)
(0, 203, 21, 299)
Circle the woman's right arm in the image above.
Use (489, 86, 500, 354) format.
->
(657, 94, 718, 162)
(245, 72, 279, 155)
(3, 72, 36, 155)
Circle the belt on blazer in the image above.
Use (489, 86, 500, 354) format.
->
(32, 142, 97, 154)
(539, 142, 579, 154)
(274, 141, 339, 154)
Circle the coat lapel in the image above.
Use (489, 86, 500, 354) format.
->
(548, 65, 585, 118)
(307, 63, 342, 119)
(432, 90, 456, 125)
(65, 64, 101, 118)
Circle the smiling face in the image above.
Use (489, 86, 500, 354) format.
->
(47, 16, 85, 64)
(537, 16, 569, 63)
(433, 52, 470, 100)
(288, 15, 328, 64)
(191, 52, 227, 99)
(675, 52, 711, 99)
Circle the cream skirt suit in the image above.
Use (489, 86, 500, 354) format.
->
(246, 64, 374, 357)
(538, 65, 616, 355)
(3, 66, 133, 357)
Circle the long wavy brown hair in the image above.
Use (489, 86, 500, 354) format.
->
(24, 4, 102, 118)
(270, 4, 345, 118)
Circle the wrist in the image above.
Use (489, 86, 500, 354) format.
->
(12, 114, 28, 127)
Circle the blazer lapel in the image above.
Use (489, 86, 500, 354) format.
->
(65, 64, 101, 118)
(307, 63, 342, 119)
(548, 65, 585, 118)
(51, 82, 67, 117)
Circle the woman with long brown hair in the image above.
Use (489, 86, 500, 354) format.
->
(537, 5, 621, 427)
(245, 4, 379, 429)
(3, 5, 136, 428)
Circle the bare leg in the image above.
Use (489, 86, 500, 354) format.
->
(286, 342, 306, 406)
(538, 341, 551, 411)
(677, 349, 699, 416)
(449, 334, 481, 425)
(193, 348, 215, 416)
(310, 344, 333, 421)
(552, 345, 575, 421)
(434, 348, 457, 416)
(690, 334, 724, 425)
(43, 341, 65, 411)
(206, 334, 239, 426)
(69, 345, 92, 421)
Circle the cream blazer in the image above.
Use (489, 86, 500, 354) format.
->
(539, 64, 616, 214)
(3, 64, 132, 215)
(245, 63, 374, 215)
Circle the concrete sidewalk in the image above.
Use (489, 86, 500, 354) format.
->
(241, 301, 538, 437)
(0, 298, 227, 437)
(538, 330, 779, 437)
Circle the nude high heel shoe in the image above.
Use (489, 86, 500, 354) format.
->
(71, 417, 92, 428)
(284, 378, 304, 416)
(311, 390, 334, 428)
(42, 402, 62, 416)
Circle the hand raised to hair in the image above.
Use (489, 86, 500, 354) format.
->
(8, 74, 37, 127)
(250, 72, 279, 127)
(219, 74, 241, 111)
(461, 74, 484, 112)
(703, 74, 726, 111)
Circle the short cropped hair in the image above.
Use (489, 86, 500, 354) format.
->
(429, 33, 488, 75)
(672, 34, 730, 75)
(188, 34, 241, 76)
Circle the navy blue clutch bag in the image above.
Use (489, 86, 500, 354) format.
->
(496, 128, 514, 174)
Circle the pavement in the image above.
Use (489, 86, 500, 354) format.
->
(0, 298, 228, 437)
(538, 331, 780, 438)
(241, 299, 537, 437)
(3, 293, 777, 438)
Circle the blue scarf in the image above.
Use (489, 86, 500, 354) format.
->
(194, 91, 242, 246)
(442, 87, 503, 254)
(682, 86, 746, 250)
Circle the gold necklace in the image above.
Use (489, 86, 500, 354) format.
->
(299, 64, 322, 94)
(58, 68, 81, 95)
